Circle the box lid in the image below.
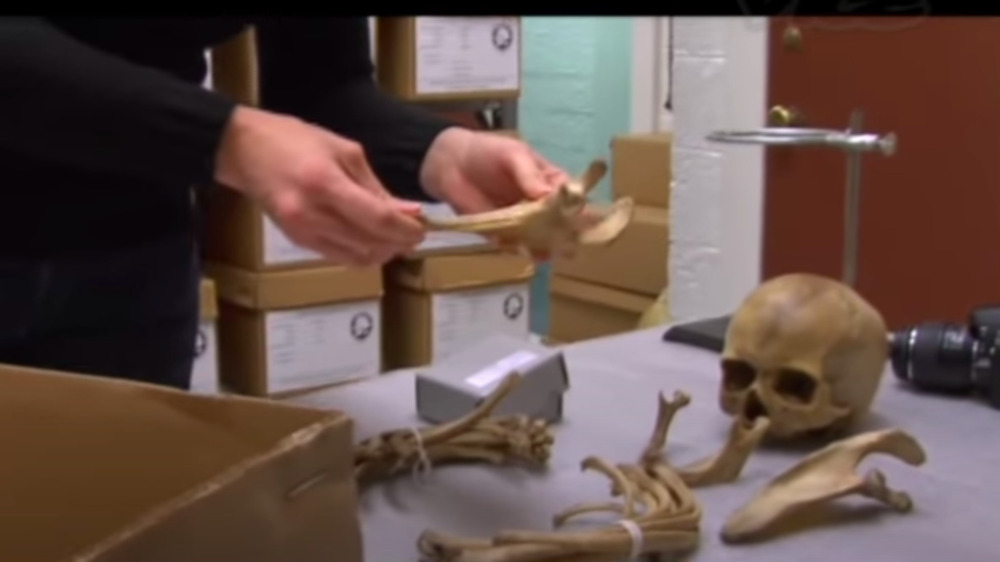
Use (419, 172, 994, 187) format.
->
(205, 262, 382, 310)
(417, 333, 568, 398)
(388, 253, 534, 292)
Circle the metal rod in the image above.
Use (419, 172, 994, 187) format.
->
(843, 110, 865, 287)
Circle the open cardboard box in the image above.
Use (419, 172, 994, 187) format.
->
(0, 363, 362, 562)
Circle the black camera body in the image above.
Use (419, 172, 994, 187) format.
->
(889, 306, 1000, 409)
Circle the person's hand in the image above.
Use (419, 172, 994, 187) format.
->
(419, 128, 571, 259)
(213, 106, 425, 267)
(419, 127, 570, 214)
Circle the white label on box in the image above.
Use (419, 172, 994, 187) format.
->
(417, 203, 491, 252)
(465, 350, 538, 389)
(264, 300, 381, 394)
(414, 17, 520, 95)
(431, 282, 530, 362)
(261, 215, 323, 265)
(190, 320, 219, 394)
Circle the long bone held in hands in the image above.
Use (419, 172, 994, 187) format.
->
(418, 159, 635, 255)
(721, 428, 927, 544)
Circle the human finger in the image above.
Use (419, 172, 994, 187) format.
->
(447, 178, 496, 215)
(321, 169, 426, 247)
(506, 150, 558, 200)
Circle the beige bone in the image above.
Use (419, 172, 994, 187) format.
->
(353, 374, 554, 489)
(721, 428, 927, 544)
(416, 389, 771, 562)
(419, 159, 634, 256)
(719, 273, 889, 440)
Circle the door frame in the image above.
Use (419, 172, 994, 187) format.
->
(630, 17, 672, 133)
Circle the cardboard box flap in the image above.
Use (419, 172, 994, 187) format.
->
(200, 277, 218, 321)
(552, 205, 668, 296)
(611, 132, 672, 209)
(550, 275, 652, 314)
(206, 262, 382, 310)
(0, 364, 360, 562)
(389, 253, 534, 292)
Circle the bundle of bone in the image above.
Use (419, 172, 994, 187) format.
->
(419, 159, 634, 257)
(354, 375, 554, 489)
(417, 391, 771, 562)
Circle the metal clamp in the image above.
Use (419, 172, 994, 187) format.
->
(706, 127, 897, 156)
(706, 111, 896, 287)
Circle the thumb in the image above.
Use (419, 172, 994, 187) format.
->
(508, 152, 556, 200)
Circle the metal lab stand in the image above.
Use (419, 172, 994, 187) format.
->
(706, 110, 897, 286)
(661, 111, 896, 352)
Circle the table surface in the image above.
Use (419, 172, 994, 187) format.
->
(291, 327, 999, 562)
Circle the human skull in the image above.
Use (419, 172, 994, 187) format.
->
(719, 273, 888, 440)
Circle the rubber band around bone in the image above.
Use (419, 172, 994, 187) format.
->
(409, 427, 433, 483)
(616, 519, 644, 559)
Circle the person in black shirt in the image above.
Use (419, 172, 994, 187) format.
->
(0, 17, 569, 389)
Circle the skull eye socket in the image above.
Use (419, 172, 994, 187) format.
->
(773, 369, 817, 404)
(721, 359, 756, 392)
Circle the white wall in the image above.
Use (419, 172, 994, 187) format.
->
(632, 17, 769, 321)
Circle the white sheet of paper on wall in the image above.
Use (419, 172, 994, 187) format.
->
(414, 17, 520, 95)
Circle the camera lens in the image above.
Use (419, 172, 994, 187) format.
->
(889, 322, 978, 393)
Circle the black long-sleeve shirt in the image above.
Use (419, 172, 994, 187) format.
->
(0, 17, 452, 258)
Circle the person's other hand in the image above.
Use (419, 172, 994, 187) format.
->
(419, 127, 571, 259)
(213, 106, 425, 267)
(420, 127, 570, 213)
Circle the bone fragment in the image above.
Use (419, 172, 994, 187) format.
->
(419, 159, 634, 255)
(721, 428, 927, 544)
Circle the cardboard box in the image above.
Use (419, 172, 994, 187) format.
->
(415, 333, 569, 424)
(190, 278, 221, 394)
(611, 133, 672, 208)
(210, 27, 258, 106)
(0, 363, 361, 562)
(203, 189, 330, 270)
(549, 275, 657, 343)
(377, 17, 521, 101)
(383, 253, 534, 369)
(207, 264, 384, 397)
(552, 205, 669, 296)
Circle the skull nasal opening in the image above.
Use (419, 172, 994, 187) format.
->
(742, 390, 768, 421)
(773, 369, 818, 404)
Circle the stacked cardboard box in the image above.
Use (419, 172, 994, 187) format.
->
(376, 17, 521, 102)
(190, 278, 220, 394)
(383, 252, 534, 369)
(372, 18, 532, 366)
(549, 133, 672, 343)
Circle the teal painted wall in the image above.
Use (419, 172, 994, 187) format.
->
(519, 17, 633, 334)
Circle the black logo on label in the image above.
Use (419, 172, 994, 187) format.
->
(194, 329, 208, 358)
(491, 21, 514, 51)
(503, 293, 524, 320)
(350, 312, 374, 341)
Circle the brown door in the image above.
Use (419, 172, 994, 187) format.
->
(762, 17, 1000, 330)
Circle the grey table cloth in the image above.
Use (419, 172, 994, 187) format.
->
(291, 327, 999, 561)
